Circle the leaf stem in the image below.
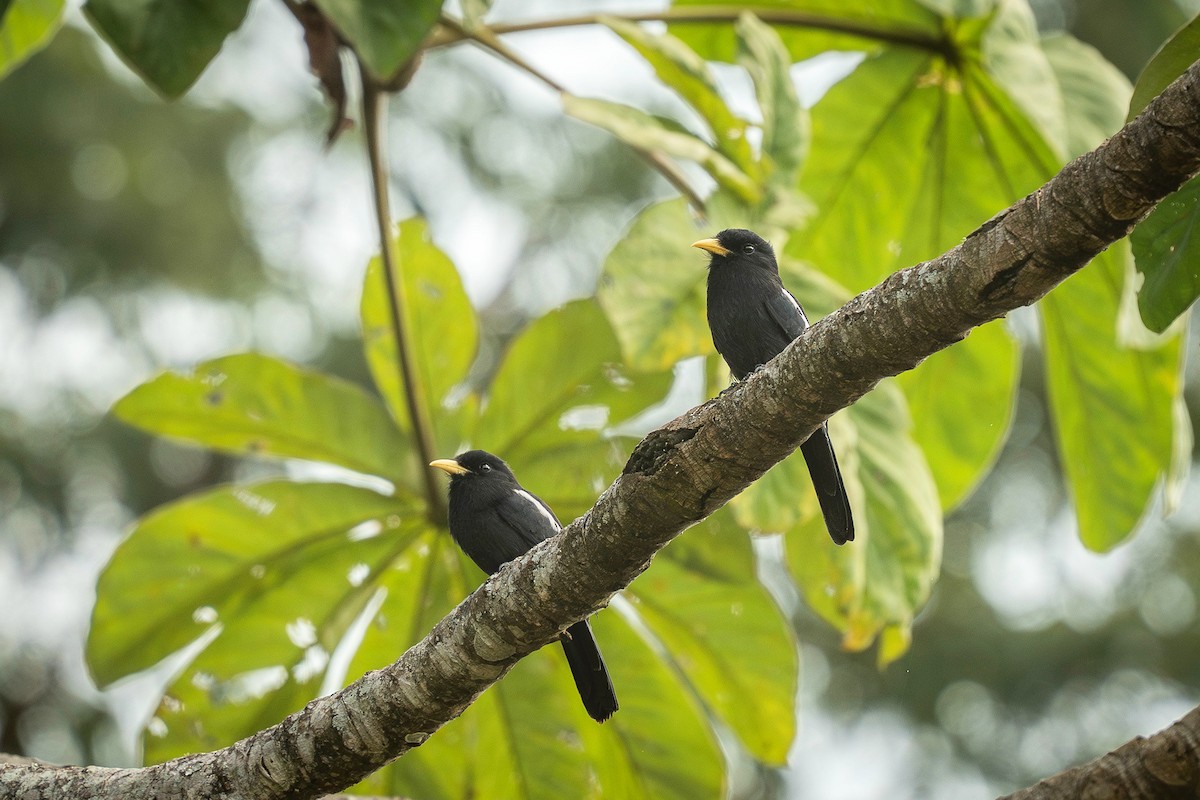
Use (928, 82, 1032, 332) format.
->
(429, 7, 951, 57)
(437, 15, 707, 213)
(361, 73, 447, 523)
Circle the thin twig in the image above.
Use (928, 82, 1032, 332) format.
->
(438, 15, 707, 213)
(428, 6, 951, 56)
(360, 72, 447, 524)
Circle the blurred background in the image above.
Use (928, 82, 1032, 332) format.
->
(0, 0, 1198, 797)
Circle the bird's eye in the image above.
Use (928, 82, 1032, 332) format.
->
(480, 464, 492, 473)
(742, 244, 756, 255)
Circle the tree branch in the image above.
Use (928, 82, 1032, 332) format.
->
(5, 53, 1200, 800)
(436, 14, 708, 212)
(427, 6, 950, 57)
(998, 706, 1200, 799)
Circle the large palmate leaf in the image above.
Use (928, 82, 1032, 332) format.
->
(895, 323, 1018, 509)
(0, 0, 64, 82)
(1038, 28, 1187, 548)
(577, 15, 819, 218)
(1042, 250, 1184, 550)
(764, 3, 1184, 538)
(83, 0, 250, 97)
(88, 481, 414, 690)
(782, 40, 1025, 511)
(362, 217, 479, 460)
(597, 198, 712, 372)
(344, 517, 781, 797)
(784, 381, 941, 661)
(627, 510, 797, 764)
(349, 559, 724, 800)
(114, 353, 412, 485)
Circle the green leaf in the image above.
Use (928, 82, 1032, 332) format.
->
(597, 198, 712, 372)
(736, 12, 808, 192)
(671, 0, 944, 63)
(602, 16, 757, 178)
(1042, 33, 1130, 158)
(1128, 11, 1200, 120)
(978, 0, 1066, 157)
(792, 47, 1057, 290)
(390, 603, 724, 800)
(478, 300, 673, 519)
(785, 381, 942, 659)
(83, 0, 250, 98)
(1131, 177, 1200, 332)
(1124, 15, 1200, 332)
(348, 528, 725, 798)
(783, 3, 1181, 549)
(583, 611, 724, 800)
(311, 0, 440, 81)
(361, 217, 478, 458)
(627, 510, 796, 764)
(563, 94, 760, 203)
(113, 353, 412, 485)
(730, 439, 826, 534)
(0, 0, 64, 82)
(87, 481, 415, 690)
(1041, 246, 1183, 550)
(1009, 33, 1185, 548)
(344, 534, 491, 798)
(896, 322, 1018, 510)
(787, 27, 1056, 512)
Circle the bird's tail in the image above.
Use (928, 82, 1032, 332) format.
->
(560, 620, 618, 723)
(800, 423, 855, 545)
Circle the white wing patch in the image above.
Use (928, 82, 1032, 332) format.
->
(782, 289, 808, 325)
(515, 489, 560, 531)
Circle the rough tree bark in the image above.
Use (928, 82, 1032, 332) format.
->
(1000, 707, 1200, 799)
(3, 55, 1200, 800)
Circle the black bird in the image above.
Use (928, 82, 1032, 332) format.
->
(429, 450, 618, 722)
(693, 228, 855, 545)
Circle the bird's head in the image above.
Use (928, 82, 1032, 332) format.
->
(429, 450, 517, 484)
(691, 228, 777, 274)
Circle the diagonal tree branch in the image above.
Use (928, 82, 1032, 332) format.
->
(998, 706, 1200, 799)
(4, 54, 1200, 800)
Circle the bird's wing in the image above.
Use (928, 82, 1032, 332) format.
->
(764, 287, 810, 341)
(495, 488, 562, 551)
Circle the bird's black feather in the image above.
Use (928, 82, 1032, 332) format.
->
(700, 229, 855, 544)
(765, 288, 808, 341)
(435, 449, 619, 722)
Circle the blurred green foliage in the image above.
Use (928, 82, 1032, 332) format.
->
(0, 27, 261, 301)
